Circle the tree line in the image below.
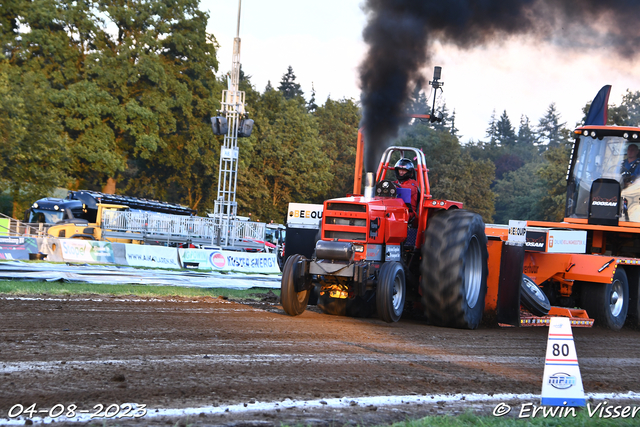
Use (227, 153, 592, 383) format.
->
(2, 0, 639, 224)
(0, 1, 359, 223)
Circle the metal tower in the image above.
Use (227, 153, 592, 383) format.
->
(213, 0, 245, 246)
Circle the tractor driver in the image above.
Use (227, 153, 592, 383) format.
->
(622, 143, 640, 187)
(394, 158, 419, 226)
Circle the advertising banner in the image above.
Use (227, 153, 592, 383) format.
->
(547, 230, 587, 254)
(525, 230, 547, 252)
(60, 239, 115, 264)
(179, 248, 280, 274)
(124, 244, 181, 269)
(507, 220, 527, 244)
(287, 203, 323, 227)
(0, 236, 38, 260)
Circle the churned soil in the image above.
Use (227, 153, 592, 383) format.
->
(1, 293, 639, 426)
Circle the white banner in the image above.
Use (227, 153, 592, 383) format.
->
(179, 248, 280, 274)
(60, 239, 114, 264)
(508, 220, 527, 244)
(287, 203, 324, 227)
(124, 244, 181, 269)
(547, 230, 587, 254)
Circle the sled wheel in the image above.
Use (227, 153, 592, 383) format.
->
(421, 209, 488, 329)
(581, 268, 629, 330)
(376, 261, 406, 323)
(280, 254, 310, 316)
(520, 275, 551, 316)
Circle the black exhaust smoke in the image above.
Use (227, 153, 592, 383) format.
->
(359, 0, 640, 172)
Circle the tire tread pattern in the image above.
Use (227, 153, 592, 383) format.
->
(376, 261, 405, 323)
(580, 268, 629, 330)
(420, 210, 488, 329)
(280, 254, 310, 316)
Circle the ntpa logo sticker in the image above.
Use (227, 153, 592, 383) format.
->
(548, 372, 576, 389)
(210, 252, 226, 269)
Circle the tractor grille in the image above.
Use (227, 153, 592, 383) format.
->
(326, 202, 366, 212)
(323, 202, 368, 242)
(324, 230, 367, 241)
(325, 217, 367, 227)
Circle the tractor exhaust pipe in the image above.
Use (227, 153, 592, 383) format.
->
(364, 172, 375, 200)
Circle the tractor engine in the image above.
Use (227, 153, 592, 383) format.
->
(309, 195, 409, 299)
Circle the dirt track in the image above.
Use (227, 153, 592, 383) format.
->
(1, 293, 640, 426)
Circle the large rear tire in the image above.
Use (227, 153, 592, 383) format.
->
(581, 268, 629, 330)
(280, 254, 310, 316)
(421, 210, 488, 329)
(376, 261, 406, 323)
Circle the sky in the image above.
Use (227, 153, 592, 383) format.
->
(201, 0, 640, 143)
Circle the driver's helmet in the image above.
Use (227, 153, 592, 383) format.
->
(394, 158, 415, 182)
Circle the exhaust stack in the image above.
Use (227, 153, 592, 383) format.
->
(364, 172, 375, 200)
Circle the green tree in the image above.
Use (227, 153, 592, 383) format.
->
(278, 65, 303, 101)
(236, 90, 331, 223)
(406, 82, 430, 116)
(398, 123, 496, 222)
(111, 0, 222, 210)
(39, 0, 219, 206)
(493, 162, 545, 224)
(621, 90, 640, 126)
(485, 109, 498, 147)
(307, 83, 318, 113)
(314, 98, 361, 200)
(495, 110, 517, 147)
(449, 109, 459, 138)
(536, 103, 570, 150)
(430, 101, 455, 135)
(82, 0, 219, 195)
(0, 65, 68, 217)
(0, 0, 81, 216)
(516, 114, 537, 146)
(537, 145, 572, 221)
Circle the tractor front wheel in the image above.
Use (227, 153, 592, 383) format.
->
(421, 209, 488, 329)
(280, 254, 310, 316)
(376, 261, 406, 323)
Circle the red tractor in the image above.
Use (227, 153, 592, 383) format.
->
(280, 144, 489, 329)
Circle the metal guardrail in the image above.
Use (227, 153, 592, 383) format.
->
(100, 211, 268, 250)
(1, 210, 269, 251)
(0, 213, 46, 237)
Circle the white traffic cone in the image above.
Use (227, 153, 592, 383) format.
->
(540, 316, 586, 406)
